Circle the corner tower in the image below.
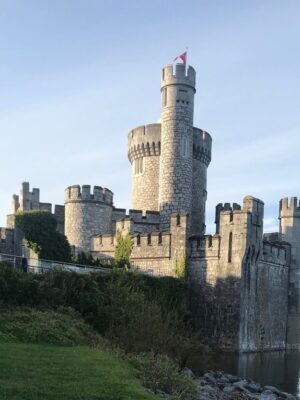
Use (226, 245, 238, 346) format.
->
(159, 64, 196, 230)
(279, 197, 300, 348)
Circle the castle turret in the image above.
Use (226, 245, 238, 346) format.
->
(64, 185, 113, 253)
(158, 64, 196, 230)
(191, 128, 212, 235)
(279, 197, 300, 348)
(128, 124, 161, 211)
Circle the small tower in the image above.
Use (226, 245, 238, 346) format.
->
(159, 64, 196, 230)
(64, 185, 113, 253)
(128, 124, 161, 212)
(279, 197, 300, 347)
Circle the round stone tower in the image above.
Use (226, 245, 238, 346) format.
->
(128, 124, 161, 211)
(191, 128, 212, 235)
(158, 63, 196, 230)
(64, 185, 113, 253)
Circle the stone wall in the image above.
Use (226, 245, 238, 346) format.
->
(239, 241, 289, 352)
(91, 213, 188, 277)
(64, 185, 113, 253)
(188, 196, 290, 352)
(0, 228, 15, 254)
(54, 205, 65, 235)
(279, 197, 300, 349)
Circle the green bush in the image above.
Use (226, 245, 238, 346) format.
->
(114, 230, 133, 268)
(175, 255, 187, 280)
(15, 211, 72, 262)
(0, 263, 205, 366)
(0, 307, 104, 347)
(130, 352, 199, 400)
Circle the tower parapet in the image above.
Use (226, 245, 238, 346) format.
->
(65, 185, 113, 205)
(280, 197, 300, 217)
(161, 64, 196, 91)
(193, 128, 212, 166)
(127, 124, 161, 163)
(64, 184, 114, 253)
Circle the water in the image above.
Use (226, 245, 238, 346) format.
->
(217, 351, 300, 396)
(191, 350, 300, 396)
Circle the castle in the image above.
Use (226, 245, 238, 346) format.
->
(1, 62, 299, 352)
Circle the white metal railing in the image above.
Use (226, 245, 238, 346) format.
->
(0, 252, 111, 274)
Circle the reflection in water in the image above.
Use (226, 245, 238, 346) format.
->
(214, 350, 300, 396)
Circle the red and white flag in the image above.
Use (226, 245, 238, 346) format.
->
(173, 51, 187, 65)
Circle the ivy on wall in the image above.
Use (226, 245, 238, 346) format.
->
(114, 231, 133, 269)
(15, 211, 72, 262)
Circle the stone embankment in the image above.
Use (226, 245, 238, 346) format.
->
(199, 371, 298, 400)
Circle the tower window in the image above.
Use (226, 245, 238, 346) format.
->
(158, 232, 162, 244)
(178, 89, 188, 102)
(134, 158, 144, 175)
(228, 232, 233, 263)
(180, 136, 189, 158)
(164, 88, 167, 106)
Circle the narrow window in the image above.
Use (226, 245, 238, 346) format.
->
(158, 232, 162, 244)
(134, 158, 144, 175)
(228, 232, 233, 263)
(164, 88, 167, 106)
(176, 214, 181, 226)
(99, 235, 102, 245)
(147, 234, 151, 245)
(180, 136, 189, 157)
(137, 235, 141, 246)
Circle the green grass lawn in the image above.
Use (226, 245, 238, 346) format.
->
(0, 342, 158, 400)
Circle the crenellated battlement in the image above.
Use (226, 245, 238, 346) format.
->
(261, 240, 289, 267)
(189, 234, 220, 258)
(128, 209, 160, 224)
(215, 202, 242, 233)
(280, 197, 300, 217)
(64, 185, 113, 205)
(193, 128, 212, 165)
(161, 64, 196, 91)
(127, 124, 161, 163)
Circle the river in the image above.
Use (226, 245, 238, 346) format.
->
(191, 350, 300, 396)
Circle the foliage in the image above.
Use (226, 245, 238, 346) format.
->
(15, 211, 72, 262)
(114, 230, 133, 268)
(0, 307, 104, 347)
(130, 352, 199, 400)
(0, 263, 202, 364)
(175, 254, 187, 280)
(0, 342, 157, 400)
(74, 251, 113, 267)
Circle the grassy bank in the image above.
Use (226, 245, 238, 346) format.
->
(0, 342, 157, 400)
(0, 264, 203, 399)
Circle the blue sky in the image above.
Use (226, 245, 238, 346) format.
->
(0, 0, 299, 232)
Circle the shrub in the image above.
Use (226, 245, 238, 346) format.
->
(114, 231, 133, 268)
(15, 210, 72, 262)
(0, 307, 104, 347)
(0, 264, 204, 366)
(130, 352, 199, 400)
(175, 255, 187, 280)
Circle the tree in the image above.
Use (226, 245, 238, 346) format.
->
(114, 231, 133, 269)
(15, 211, 72, 262)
